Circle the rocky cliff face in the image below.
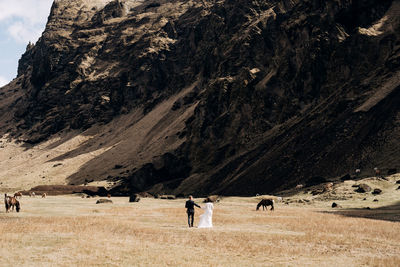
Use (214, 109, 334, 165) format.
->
(1, 0, 399, 195)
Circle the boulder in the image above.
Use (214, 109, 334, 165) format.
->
(204, 195, 220, 203)
(311, 189, 324, 195)
(113, 164, 123, 169)
(129, 194, 140, 202)
(331, 202, 342, 208)
(355, 184, 371, 193)
(372, 188, 382, 195)
(323, 182, 334, 192)
(340, 174, 352, 181)
(96, 199, 113, 204)
(137, 192, 153, 198)
(160, 195, 176, 199)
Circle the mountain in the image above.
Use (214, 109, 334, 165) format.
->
(0, 0, 399, 195)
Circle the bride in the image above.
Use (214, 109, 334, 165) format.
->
(198, 199, 214, 228)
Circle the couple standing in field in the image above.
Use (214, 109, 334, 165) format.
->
(185, 196, 213, 228)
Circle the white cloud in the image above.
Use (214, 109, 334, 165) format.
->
(0, 76, 9, 87)
(0, 0, 54, 44)
(7, 20, 44, 44)
(0, 0, 53, 23)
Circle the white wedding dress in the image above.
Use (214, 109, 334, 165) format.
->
(198, 202, 213, 228)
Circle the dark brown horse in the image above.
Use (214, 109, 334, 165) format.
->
(5, 194, 20, 213)
(256, 199, 274, 211)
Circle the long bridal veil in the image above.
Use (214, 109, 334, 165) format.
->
(198, 202, 213, 228)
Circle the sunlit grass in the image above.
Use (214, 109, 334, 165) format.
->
(0, 196, 399, 266)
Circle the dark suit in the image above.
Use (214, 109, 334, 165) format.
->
(185, 200, 200, 227)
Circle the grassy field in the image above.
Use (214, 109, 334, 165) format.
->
(1, 194, 400, 267)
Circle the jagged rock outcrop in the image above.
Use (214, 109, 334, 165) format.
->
(0, 0, 399, 195)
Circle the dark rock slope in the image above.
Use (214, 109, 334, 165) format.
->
(1, 0, 399, 195)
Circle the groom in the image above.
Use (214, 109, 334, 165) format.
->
(185, 195, 201, 227)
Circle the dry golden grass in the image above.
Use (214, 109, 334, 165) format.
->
(1, 196, 399, 266)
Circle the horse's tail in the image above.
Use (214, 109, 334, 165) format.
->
(4, 194, 10, 211)
(15, 201, 20, 212)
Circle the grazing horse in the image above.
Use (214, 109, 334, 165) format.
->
(4, 194, 20, 213)
(256, 199, 274, 211)
(14, 192, 22, 199)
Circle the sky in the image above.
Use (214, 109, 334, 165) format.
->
(0, 0, 54, 87)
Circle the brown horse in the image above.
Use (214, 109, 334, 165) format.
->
(4, 194, 20, 213)
(256, 199, 274, 211)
